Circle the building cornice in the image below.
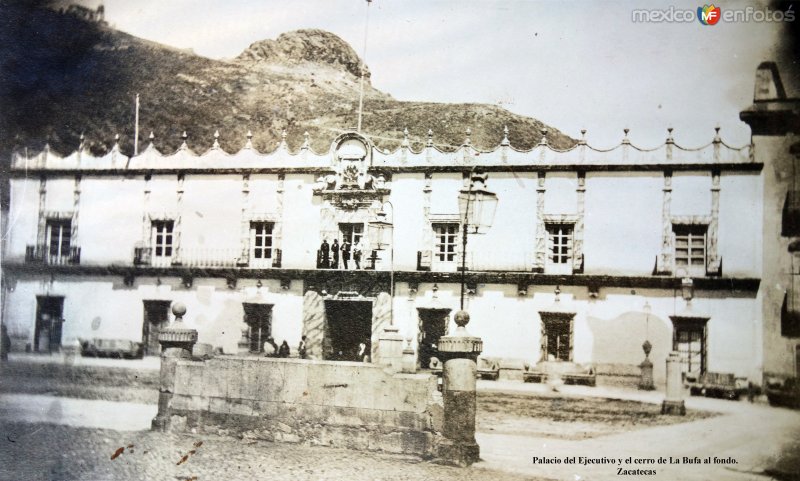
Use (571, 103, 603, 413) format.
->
(6, 163, 763, 178)
(1, 262, 761, 293)
(11, 129, 754, 174)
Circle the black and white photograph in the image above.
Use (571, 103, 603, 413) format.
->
(1, 0, 799, 479)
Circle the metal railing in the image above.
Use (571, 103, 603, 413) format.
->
(133, 246, 282, 268)
(180, 247, 240, 268)
(25, 245, 81, 265)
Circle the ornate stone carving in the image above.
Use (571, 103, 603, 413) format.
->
(534, 171, 546, 272)
(657, 171, 673, 275)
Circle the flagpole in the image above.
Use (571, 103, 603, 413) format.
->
(134, 93, 140, 156)
(357, 0, 371, 133)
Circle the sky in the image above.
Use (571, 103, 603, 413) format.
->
(96, 0, 793, 148)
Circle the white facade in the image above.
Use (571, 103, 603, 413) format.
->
(3, 63, 797, 387)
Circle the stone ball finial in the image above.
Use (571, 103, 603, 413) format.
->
(171, 301, 187, 318)
(454, 310, 470, 327)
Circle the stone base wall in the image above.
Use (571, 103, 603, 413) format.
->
(167, 356, 444, 457)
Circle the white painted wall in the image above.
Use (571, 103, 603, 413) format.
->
(180, 175, 241, 253)
(7, 178, 41, 261)
(429, 173, 461, 215)
(43, 178, 74, 212)
(80, 178, 143, 265)
(281, 174, 320, 269)
(5, 169, 762, 276)
(583, 172, 663, 275)
(388, 173, 425, 271)
(718, 172, 761, 276)
(671, 171, 711, 217)
(543, 172, 577, 215)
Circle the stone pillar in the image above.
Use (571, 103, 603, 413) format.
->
(533, 172, 546, 272)
(401, 338, 416, 373)
(151, 302, 198, 431)
(377, 325, 404, 371)
(437, 310, 483, 467)
(639, 340, 655, 390)
(661, 351, 686, 415)
(657, 170, 673, 274)
(371, 292, 394, 362)
(302, 290, 325, 359)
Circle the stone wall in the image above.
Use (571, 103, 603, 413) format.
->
(166, 356, 444, 457)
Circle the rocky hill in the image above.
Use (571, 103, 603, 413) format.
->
(0, 2, 575, 161)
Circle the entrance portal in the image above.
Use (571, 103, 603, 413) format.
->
(417, 308, 451, 369)
(324, 299, 372, 361)
(243, 303, 273, 353)
(142, 300, 171, 355)
(35, 296, 64, 353)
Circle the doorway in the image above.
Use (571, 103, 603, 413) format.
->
(35, 296, 64, 353)
(142, 300, 171, 355)
(243, 303, 273, 353)
(324, 299, 372, 361)
(417, 308, 451, 369)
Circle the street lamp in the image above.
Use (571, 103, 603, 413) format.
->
(368, 202, 394, 320)
(457, 170, 499, 309)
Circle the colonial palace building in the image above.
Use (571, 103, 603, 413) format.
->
(2, 62, 799, 387)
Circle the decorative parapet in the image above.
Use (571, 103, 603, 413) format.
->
(11, 128, 754, 173)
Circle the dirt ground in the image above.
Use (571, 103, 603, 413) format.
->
(1, 360, 715, 441)
(0, 421, 538, 481)
(477, 390, 716, 439)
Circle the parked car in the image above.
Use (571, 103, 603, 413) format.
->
(765, 377, 800, 409)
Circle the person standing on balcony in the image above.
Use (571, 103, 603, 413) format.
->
(342, 239, 351, 269)
(353, 240, 363, 269)
(320, 239, 330, 269)
(331, 239, 340, 269)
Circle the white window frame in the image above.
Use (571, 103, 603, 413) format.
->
(46, 219, 72, 263)
(250, 221, 274, 268)
(338, 222, 365, 245)
(545, 222, 574, 275)
(673, 223, 707, 277)
(151, 220, 174, 267)
(432, 222, 460, 272)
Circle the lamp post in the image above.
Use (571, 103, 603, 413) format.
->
(369, 202, 404, 370)
(639, 300, 655, 390)
(368, 202, 394, 318)
(457, 170, 499, 309)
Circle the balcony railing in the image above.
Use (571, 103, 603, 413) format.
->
(418, 251, 536, 272)
(133, 246, 282, 268)
(25, 245, 81, 265)
(133, 247, 152, 266)
(180, 247, 239, 268)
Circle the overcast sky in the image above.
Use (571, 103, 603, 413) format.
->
(98, 0, 791, 148)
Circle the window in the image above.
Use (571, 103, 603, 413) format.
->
(674, 224, 706, 275)
(46, 219, 72, 262)
(151, 220, 174, 264)
(339, 223, 364, 245)
(541, 318, 572, 362)
(673, 321, 706, 376)
(546, 223, 573, 274)
(250, 222, 274, 266)
(433, 223, 459, 262)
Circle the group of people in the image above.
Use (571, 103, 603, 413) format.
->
(263, 335, 308, 359)
(319, 239, 364, 270)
